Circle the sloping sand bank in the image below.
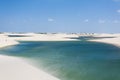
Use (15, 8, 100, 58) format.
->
(0, 55, 60, 80)
(89, 34, 120, 47)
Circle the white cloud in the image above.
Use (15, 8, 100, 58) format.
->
(84, 19, 89, 23)
(113, 20, 119, 23)
(98, 20, 106, 24)
(117, 9, 120, 13)
(48, 18, 54, 22)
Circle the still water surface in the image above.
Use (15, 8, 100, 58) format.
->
(0, 41, 120, 80)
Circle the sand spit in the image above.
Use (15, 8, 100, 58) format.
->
(8, 33, 79, 41)
(0, 33, 79, 48)
(89, 33, 120, 47)
(0, 34, 19, 48)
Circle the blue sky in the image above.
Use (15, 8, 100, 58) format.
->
(0, 0, 120, 33)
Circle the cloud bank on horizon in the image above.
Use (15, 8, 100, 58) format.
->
(0, 0, 120, 33)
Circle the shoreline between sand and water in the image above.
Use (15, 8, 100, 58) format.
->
(0, 55, 60, 80)
(0, 33, 80, 80)
(0, 33, 120, 80)
(88, 33, 120, 48)
(1, 33, 120, 48)
(0, 33, 64, 80)
(0, 33, 79, 48)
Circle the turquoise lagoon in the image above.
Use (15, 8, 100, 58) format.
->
(0, 41, 120, 80)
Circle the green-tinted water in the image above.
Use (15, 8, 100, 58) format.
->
(0, 41, 120, 80)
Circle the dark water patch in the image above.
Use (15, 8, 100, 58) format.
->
(8, 35, 32, 37)
(69, 36, 115, 41)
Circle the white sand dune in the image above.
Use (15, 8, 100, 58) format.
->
(0, 33, 78, 48)
(89, 33, 120, 47)
(0, 55, 60, 80)
(1, 33, 120, 47)
(8, 33, 79, 41)
(0, 34, 19, 48)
